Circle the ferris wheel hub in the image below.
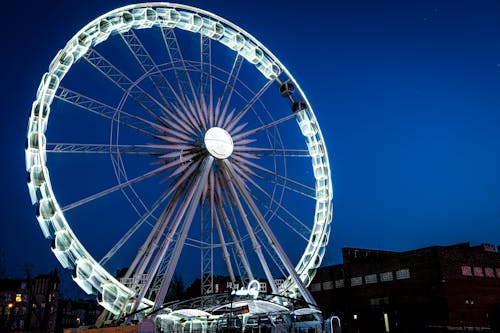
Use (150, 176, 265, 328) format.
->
(204, 127, 234, 159)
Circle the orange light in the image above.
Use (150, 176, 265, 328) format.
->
(8, 303, 13, 308)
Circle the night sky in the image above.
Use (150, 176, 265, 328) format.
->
(1, 0, 500, 297)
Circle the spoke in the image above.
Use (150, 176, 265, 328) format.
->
(259, 233, 288, 280)
(120, 29, 171, 107)
(169, 101, 200, 136)
(100, 33, 197, 136)
(220, 162, 278, 294)
(230, 247, 245, 285)
(61, 162, 174, 212)
(213, 99, 223, 129)
(247, 187, 309, 242)
(108, 146, 157, 237)
(211, 179, 238, 284)
(225, 78, 275, 131)
(158, 151, 200, 165)
(235, 146, 311, 158)
(84, 47, 133, 88)
(46, 143, 167, 155)
(216, 178, 254, 282)
(232, 113, 296, 142)
(152, 156, 214, 309)
(214, 204, 236, 284)
(100, 160, 201, 267)
(231, 154, 316, 199)
(143, 180, 197, 298)
(100, 188, 169, 267)
(161, 126, 195, 143)
(217, 54, 244, 127)
(223, 160, 317, 306)
(130, 156, 213, 312)
(120, 34, 200, 138)
(130, 171, 194, 282)
(147, 143, 194, 151)
(229, 122, 249, 137)
(200, 36, 211, 99)
(200, 173, 213, 295)
(231, 152, 258, 162)
(233, 162, 316, 201)
(83, 48, 170, 126)
(231, 161, 312, 238)
(161, 28, 202, 128)
(56, 87, 163, 140)
(265, 177, 316, 201)
(231, 162, 278, 221)
(186, 97, 206, 132)
(161, 28, 196, 100)
(200, 36, 212, 126)
(201, 90, 214, 132)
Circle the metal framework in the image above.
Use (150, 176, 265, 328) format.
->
(25, 3, 333, 319)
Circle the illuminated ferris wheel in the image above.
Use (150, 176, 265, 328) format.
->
(25, 3, 333, 318)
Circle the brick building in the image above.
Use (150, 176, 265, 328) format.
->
(309, 242, 500, 332)
(0, 270, 60, 332)
(56, 299, 101, 331)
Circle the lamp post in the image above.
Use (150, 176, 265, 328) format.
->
(6, 303, 13, 326)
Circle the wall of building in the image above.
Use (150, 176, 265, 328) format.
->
(0, 270, 59, 332)
(437, 244, 500, 330)
(310, 242, 500, 332)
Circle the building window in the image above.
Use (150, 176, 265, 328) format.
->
(485, 267, 495, 278)
(259, 282, 267, 292)
(351, 276, 363, 287)
(461, 266, 472, 276)
(310, 283, 321, 292)
(15, 294, 22, 302)
(370, 297, 389, 306)
(365, 274, 377, 284)
(335, 279, 345, 288)
(274, 279, 284, 288)
(473, 267, 484, 277)
(380, 271, 393, 282)
(323, 281, 334, 290)
(396, 268, 410, 280)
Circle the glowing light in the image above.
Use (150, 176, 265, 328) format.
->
(384, 313, 390, 332)
(232, 280, 260, 298)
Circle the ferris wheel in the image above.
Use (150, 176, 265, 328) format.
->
(25, 3, 333, 317)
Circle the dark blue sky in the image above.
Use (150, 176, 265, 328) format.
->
(1, 0, 500, 294)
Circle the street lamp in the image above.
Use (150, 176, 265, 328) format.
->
(6, 303, 13, 325)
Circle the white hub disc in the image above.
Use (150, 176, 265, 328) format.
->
(204, 127, 234, 159)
